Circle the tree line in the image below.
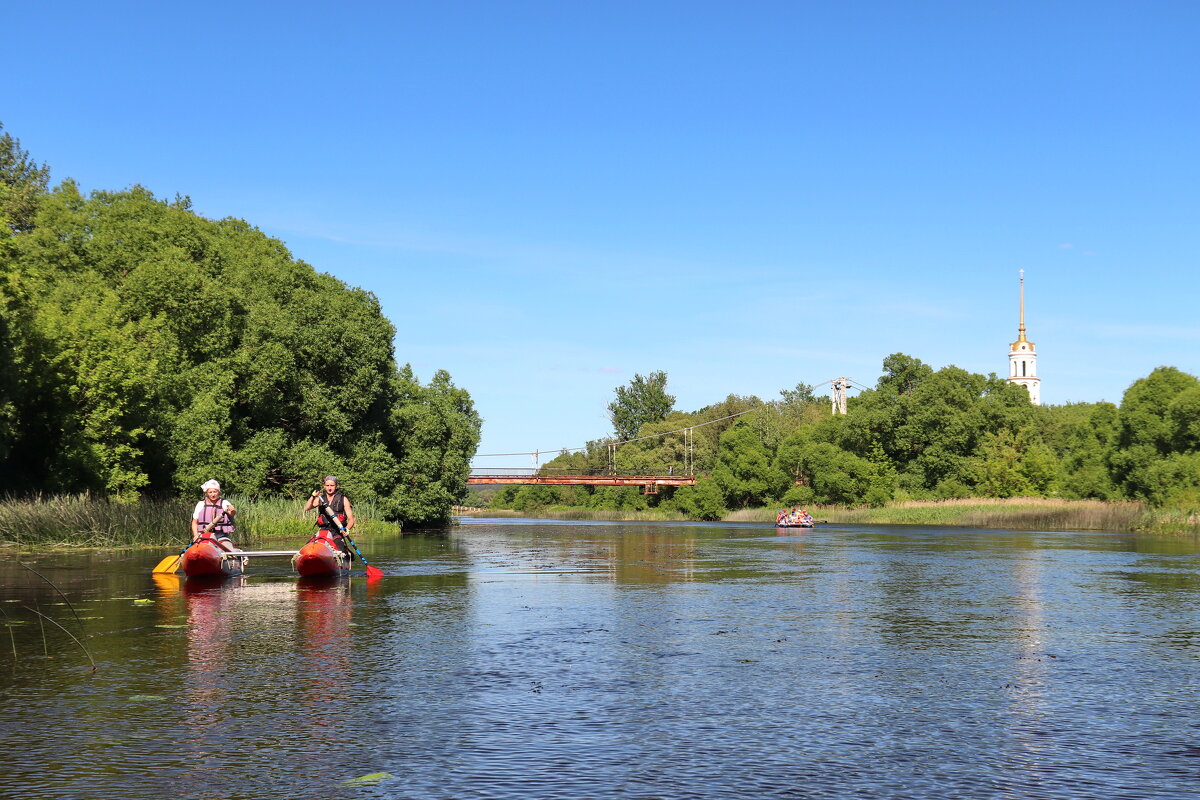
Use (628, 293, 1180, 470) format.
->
(489, 356, 1200, 520)
(0, 124, 480, 525)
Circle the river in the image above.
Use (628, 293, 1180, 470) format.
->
(1, 519, 1199, 799)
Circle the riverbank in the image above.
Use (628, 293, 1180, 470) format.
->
(466, 497, 1200, 535)
(0, 494, 400, 549)
(5, 496, 1196, 549)
(460, 507, 693, 522)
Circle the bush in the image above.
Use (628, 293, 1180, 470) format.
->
(782, 485, 815, 506)
(934, 478, 973, 499)
(669, 478, 727, 520)
(864, 484, 892, 507)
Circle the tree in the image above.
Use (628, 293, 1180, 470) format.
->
(608, 370, 674, 441)
(509, 484, 560, 510)
(667, 477, 726, 520)
(1138, 452, 1200, 508)
(0, 122, 50, 234)
(791, 442, 879, 505)
(1111, 367, 1200, 502)
(842, 360, 1033, 492)
(712, 422, 787, 507)
(779, 382, 816, 407)
(586, 486, 649, 511)
(968, 429, 1057, 498)
(877, 353, 934, 396)
(1050, 402, 1120, 500)
(1167, 387, 1200, 453)
(0, 124, 51, 471)
(387, 367, 482, 525)
(2, 158, 480, 519)
(1116, 367, 1200, 454)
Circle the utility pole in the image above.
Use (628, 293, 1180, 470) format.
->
(830, 378, 849, 415)
(684, 427, 695, 476)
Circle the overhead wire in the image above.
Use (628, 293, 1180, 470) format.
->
(473, 378, 874, 460)
(472, 410, 753, 460)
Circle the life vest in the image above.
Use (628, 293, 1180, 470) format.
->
(315, 490, 348, 531)
(196, 500, 234, 537)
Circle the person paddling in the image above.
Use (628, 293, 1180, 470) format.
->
(191, 480, 239, 552)
(304, 475, 356, 555)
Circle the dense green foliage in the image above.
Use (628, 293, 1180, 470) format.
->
(495, 359, 1200, 519)
(0, 124, 479, 524)
(608, 370, 675, 442)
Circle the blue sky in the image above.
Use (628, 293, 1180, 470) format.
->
(6, 1, 1198, 464)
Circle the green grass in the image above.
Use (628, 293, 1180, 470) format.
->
(724, 498, 1158, 531)
(820, 498, 1150, 531)
(478, 497, 1200, 534)
(0, 494, 399, 549)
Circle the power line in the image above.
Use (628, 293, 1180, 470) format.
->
(473, 376, 874, 459)
(472, 408, 757, 459)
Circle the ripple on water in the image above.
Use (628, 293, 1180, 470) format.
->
(1, 524, 1199, 799)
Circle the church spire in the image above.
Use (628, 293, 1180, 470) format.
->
(1016, 269, 1027, 342)
(1010, 269, 1035, 352)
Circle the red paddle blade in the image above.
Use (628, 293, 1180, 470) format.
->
(366, 565, 384, 580)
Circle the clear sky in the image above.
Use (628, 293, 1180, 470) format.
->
(6, 1, 1198, 465)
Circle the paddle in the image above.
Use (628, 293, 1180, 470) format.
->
(152, 509, 229, 574)
(313, 490, 383, 580)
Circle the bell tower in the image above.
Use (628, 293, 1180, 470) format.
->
(1007, 270, 1041, 405)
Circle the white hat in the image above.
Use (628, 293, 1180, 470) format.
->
(201, 479, 221, 492)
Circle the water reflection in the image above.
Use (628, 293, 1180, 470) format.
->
(1, 522, 1199, 799)
(179, 575, 246, 775)
(293, 576, 352, 741)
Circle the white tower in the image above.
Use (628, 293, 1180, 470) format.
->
(1007, 270, 1041, 405)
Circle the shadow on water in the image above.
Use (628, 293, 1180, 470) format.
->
(1, 521, 1200, 798)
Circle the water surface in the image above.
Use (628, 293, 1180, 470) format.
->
(2, 520, 1199, 799)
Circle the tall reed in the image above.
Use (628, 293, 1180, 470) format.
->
(0, 494, 189, 548)
(480, 497, 1197, 534)
(231, 495, 397, 540)
(0, 493, 398, 549)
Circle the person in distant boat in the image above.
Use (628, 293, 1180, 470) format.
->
(304, 475, 356, 554)
(191, 479, 239, 552)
